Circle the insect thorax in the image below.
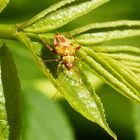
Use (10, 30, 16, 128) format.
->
(62, 56, 74, 63)
(55, 45, 75, 56)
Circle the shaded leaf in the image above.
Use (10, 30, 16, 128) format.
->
(0, 42, 8, 140)
(22, 88, 75, 140)
(0, 44, 22, 140)
(24, 0, 109, 33)
(132, 103, 140, 140)
(17, 33, 117, 140)
(0, 0, 9, 14)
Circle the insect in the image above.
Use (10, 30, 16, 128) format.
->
(43, 33, 81, 71)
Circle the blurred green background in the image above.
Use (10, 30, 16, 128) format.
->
(0, 0, 140, 140)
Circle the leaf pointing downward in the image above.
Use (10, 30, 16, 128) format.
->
(57, 66, 117, 140)
(17, 33, 117, 140)
(0, 44, 22, 140)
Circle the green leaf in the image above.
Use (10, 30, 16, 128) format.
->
(0, 0, 9, 14)
(57, 66, 117, 140)
(97, 53, 140, 62)
(22, 88, 75, 140)
(0, 42, 8, 140)
(0, 83, 8, 139)
(24, 0, 109, 33)
(0, 44, 22, 140)
(0, 40, 3, 48)
(98, 54, 140, 92)
(69, 20, 140, 36)
(77, 48, 140, 103)
(93, 45, 140, 54)
(93, 45, 140, 74)
(125, 66, 140, 74)
(0, 24, 18, 39)
(17, 33, 117, 140)
(74, 29, 140, 44)
(120, 61, 140, 68)
(17, 33, 58, 87)
(18, 0, 76, 29)
(132, 103, 140, 140)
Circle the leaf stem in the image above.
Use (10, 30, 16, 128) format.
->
(0, 24, 18, 39)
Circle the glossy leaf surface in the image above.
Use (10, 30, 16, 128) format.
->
(17, 33, 117, 140)
(24, 0, 109, 33)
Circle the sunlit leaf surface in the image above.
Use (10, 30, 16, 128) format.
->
(0, 0, 9, 14)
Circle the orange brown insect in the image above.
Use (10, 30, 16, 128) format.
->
(44, 33, 81, 71)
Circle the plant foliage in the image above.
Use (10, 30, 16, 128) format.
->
(0, 44, 22, 140)
(0, 0, 140, 139)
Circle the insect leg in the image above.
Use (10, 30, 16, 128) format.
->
(41, 38, 56, 53)
(45, 44, 56, 53)
(43, 59, 60, 63)
(73, 66, 82, 85)
(67, 32, 82, 48)
(57, 61, 63, 75)
(75, 45, 82, 52)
